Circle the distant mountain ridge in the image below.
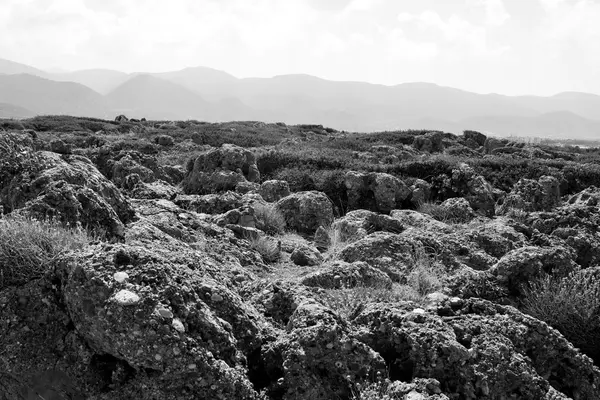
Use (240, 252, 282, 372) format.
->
(1, 57, 600, 139)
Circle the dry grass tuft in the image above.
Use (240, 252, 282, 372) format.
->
(254, 203, 286, 235)
(320, 283, 422, 320)
(248, 235, 281, 263)
(0, 215, 90, 288)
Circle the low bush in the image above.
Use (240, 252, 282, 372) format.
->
(0, 216, 90, 288)
(254, 203, 286, 235)
(0, 119, 25, 131)
(417, 200, 472, 224)
(521, 269, 600, 363)
(247, 235, 281, 263)
(320, 283, 421, 320)
(417, 201, 449, 222)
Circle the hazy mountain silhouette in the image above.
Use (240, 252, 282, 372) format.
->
(0, 74, 107, 117)
(0, 102, 33, 118)
(0, 58, 47, 77)
(106, 74, 223, 120)
(1, 57, 600, 138)
(51, 69, 130, 94)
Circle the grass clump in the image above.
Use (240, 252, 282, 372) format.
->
(321, 283, 422, 319)
(417, 200, 473, 224)
(417, 201, 449, 222)
(522, 269, 600, 363)
(248, 235, 281, 263)
(321, 247, 444, 319)
(254, 203, 286, 235)
(407, 261, 443, 297)
(0, 215, 90, 288)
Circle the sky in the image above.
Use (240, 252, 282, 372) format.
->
(1, 0, 599, 96)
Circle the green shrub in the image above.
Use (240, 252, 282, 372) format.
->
(320, 283, 421, 320)
(254, 203, 286, 235)
(0, 216, 90, 288)
(0, 119, 25, 131)
(521, 269, 600, 363)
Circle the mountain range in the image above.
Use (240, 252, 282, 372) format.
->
(1, 57, 600, 139)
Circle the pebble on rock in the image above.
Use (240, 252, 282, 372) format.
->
(113, 271, 129, 283)
(113, 289, 140, 306)
(172, 318, 185, 333)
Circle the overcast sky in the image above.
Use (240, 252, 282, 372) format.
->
(1, 0, 599, 96)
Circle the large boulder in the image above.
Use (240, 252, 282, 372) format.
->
(413, 132, 445, 153)
(112, 153, 156, 187)
(498, 175, 561, 213)
(345, 171, 411, 213)
(410, 179, 433, 206)
(332, 209, 405, 242)
(450, 164, 497, 217)
(390, 210, 452, 234)
(129, 180, 179, 200)
(489, 246, 578, 296)
(439, 197, 476, 223)
(262, 301, 386, 399)
(57, 237, 266, 399)
(182, 144, 260, 194)
(260, 180, 291, 202)
(337, 232, 423, 282)
(462, 219, 527, 259)
(567, 186, 600, 207)
(276, 191, 334, 234)
(0, 134, 134, 239)
(462, 130, 487, 148)
(352, 298, 600, 400)
(301, 261, 392, 289)
(528, 199, 600, 267)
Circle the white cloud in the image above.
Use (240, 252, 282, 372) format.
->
(399, 9, 510, 56)
(539, 0, 568, 11)
(0, 0, 597, 94)
(480, 0, 510, 26)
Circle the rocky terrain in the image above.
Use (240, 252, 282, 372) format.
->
(2, 116, 600, 399)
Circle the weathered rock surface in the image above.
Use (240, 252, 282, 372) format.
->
(462, 130, 487, 148)
(260, 180, 291, 202)
(0, 135, 134, 238)
(276, 191, 334, 234)
(332, 209, 405, 242)
(390, 210, 452, 234)
(130, 180, 179, 200)
(439, 197, 476, 222)
(499, 175, 561, 213)
(301, 261, 392, 289)
(489, 246, 578, 296)
(58, 240, 266, 399)
(175, 191, 244, 214)
(410, 179, 433, 206)
(413, 132, 445, 153)
(352, 298, 600, 400)
(290, 244, 323, 266)
(345, 171, 412, 213)
(450, 164, 497, 216)
(337, 232, 424, 282)
(182, 144, 260, 194)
